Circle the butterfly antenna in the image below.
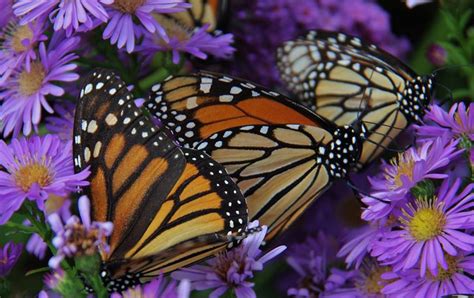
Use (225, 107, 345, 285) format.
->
(346, 179, 391, 204)
(432, 63, 474, 76)
(432, 81, 454, 106)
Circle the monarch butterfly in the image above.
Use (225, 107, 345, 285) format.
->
(72, 69, 249, 291)
(166, 0, 229, 32)
(145, 72, 366, 241)
(276, 30, 433, 168)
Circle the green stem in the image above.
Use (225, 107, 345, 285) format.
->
(3, 221, 36, 233)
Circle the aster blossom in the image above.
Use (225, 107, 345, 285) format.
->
(337, 224, 388, 269)
(48, 195, 113, 268)
(0, 18, 47, 84)
(103, 0, 191, 53)
(371, 178, 474, 277)
(361, 137, 463, 221)
(13, 0, 113, 35)
(0, 241, 23, 277)
(139, 20, 235, 64)
(26, 197, 72, 260)
(415, 102, 474, 142)
(172, 221, 286, 298)
(225, 0, 410, 87)
(0, 34, 80, 137)
(382, 253, 474, 297)
(286, 232, 347, 297)
(111, 275, 191, 298)
(322, 261, 391, 298)
(0, 135, 90, 224)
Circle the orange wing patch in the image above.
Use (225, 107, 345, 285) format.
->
(110, 157, 168, 252)
(90, 167, 107, 222)
(105, 134, 125, 169)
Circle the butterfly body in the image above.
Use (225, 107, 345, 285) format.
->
(146, 72, 365, 241)
(73, 69, 249, 291)
(277, 30, 433, 168)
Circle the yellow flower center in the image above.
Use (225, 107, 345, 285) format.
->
(387, 153, 415, 188)
(11, 25, 33, 52)
(362, 266, 390, 294)
(155, 15, 191, 43)
(14, 162, 52, 192)
(114, 0, 146, 13)
(18, 62, 45, 96)
(67, 223, 101, 256)
(403, 198, 446, 241)
(427, 255, 458, 281)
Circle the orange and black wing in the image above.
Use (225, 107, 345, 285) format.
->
(195, 123, 363, 242)
(73, 69, 248, 291)
(146, 71, 326, 148)
(277, 30, 433, 168)
(166, 0, 229, 31)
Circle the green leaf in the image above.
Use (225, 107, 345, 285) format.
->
(25, 267, 51, 277)
(459, 10, 472, 30)
(440, 10, 458, 33)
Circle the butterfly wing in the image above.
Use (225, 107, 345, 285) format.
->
(73, 69, 248, 289)
(277, 30, 432, 168)
(146, 71, 325, 148)
(196, 124, 362, 242)
(166, 0, 228, 31)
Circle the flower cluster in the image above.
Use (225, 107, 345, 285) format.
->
(0, 242, 23, 277)
(285, 101, 474, 297)
(0, 0, 235, 137)
(47, 195, 113, 268)
(1, 0, 471, 297)
(173, 221, 287, 298)
(0, 135, 89, 224)
(221, 0, 411, 87)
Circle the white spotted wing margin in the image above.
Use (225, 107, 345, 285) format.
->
(195, 123, 362, 242)
(72, 68, 251, 289)
(276, 30, 433, 168)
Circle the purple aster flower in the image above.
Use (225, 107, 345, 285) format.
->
(27, 233, 48, 260)
(27, 197, 72, 260)
(0, 34, 80, 137)
(102, 0, 191, 53)
(111, 275, 191, 298)
(138, 19, 235, 64)
(415, 102, 474, 142)
(13, 0, 112, 35)
(322, 261, 391, 298)
(382, 254, 474, 297)
(337, 223, 389, 269)
(0, 135, 90, 224)
(45, 102, 75, 141)
(43, 268, 65, 290)
(48, 195, 113, 268)
(361, 137, 463, 221)
(172, 221, 286, 298)
(426, 43, 447, 66)
(286, 232, 341, 297)
(371, 178, 474, 277)
(0, 18, 47, 84)
(0, 241, 23, 277)
(224, 0, 410, 87)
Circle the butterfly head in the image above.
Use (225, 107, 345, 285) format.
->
(323, 125, 363, 178)
(401, 75, 433, 122)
